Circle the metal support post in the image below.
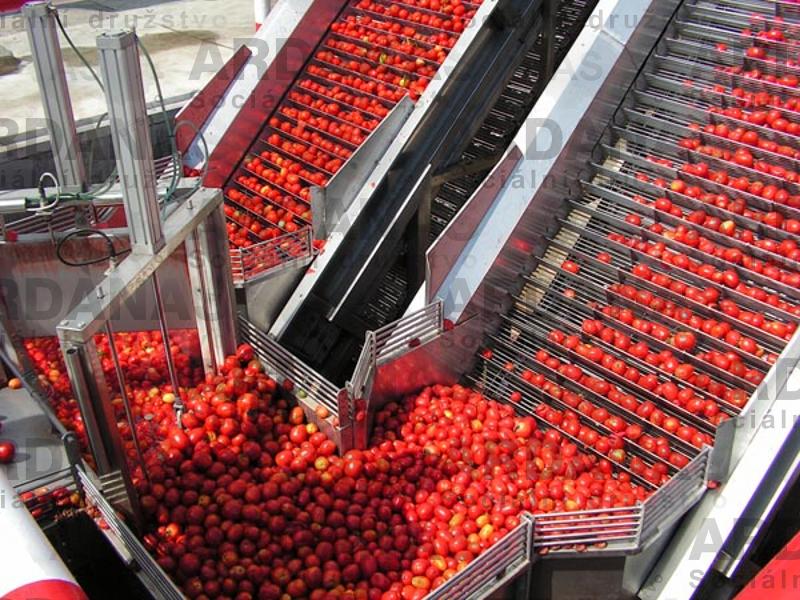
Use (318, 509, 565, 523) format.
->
(97, 30, 164, 254)
(185, 207, 238, 372)
(406, 178, 432, 293)
(103, 321, 149, 486)
(542, 0, 557, 79)
(60, 338, 142, 523)
(61, 342, 115, 475)
(23, 2, 87, 193)
(150, 274, 183, 406)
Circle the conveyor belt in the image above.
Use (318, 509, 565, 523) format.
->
(221, 0, 484, 281)
(430, 0, 594, 238)
(471, 0, 800, 495)
(304, 0, 599, 380)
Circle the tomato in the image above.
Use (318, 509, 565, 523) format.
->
(0, 441, 15, 464)
(673, 331, 697, 352)
(596, 252, 612, 264)
(561, 260, 580, 274)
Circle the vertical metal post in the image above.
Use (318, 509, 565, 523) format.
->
(23, 2, 87, 192)
(103, 321, 149, 486)
(62, 432, 84, 502)
(542, 0, 557, 80)
(61, 343, 114, 474)
(406, 180, 432, 293)
(151, 275, 183, 406)
(185, 234, 215, 374)
(185, 207, 238, 371)
(60, 338, 142, 522)
(310, 187, 327, 240)
(519, 513, 535, 598)
(97, 30, 164, 254)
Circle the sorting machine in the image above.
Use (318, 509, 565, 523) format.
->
(175, 0, 600, 381)
(361, 0, 800, 596)
(2, 0, 800, 598)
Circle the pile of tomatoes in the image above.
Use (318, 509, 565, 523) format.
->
(21, 330, 204, 458)
(223, 0, 479, 274)
(135, 344, 646, 600)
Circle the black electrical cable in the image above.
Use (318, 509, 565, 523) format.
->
(53, 9, 105, 92)
(56, 228, 130, 267)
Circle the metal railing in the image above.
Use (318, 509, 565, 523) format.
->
(640, 446, 710, 543)
(527, 444, 709, 556)
(13, 466, 78, 524)
(238, 314, 349, 422)
(350, 301, 444, 400)
(532, 505, 644, 554)
(230, 226, 314, 286)
(426, 514, 534, 599)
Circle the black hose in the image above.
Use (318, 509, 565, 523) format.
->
(56, 228, 130, 267)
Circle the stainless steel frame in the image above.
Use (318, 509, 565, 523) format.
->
(97, 30, 164, 255)
(22, 2, 86, 193)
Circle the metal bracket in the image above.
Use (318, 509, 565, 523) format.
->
(426, 145, 523, 310)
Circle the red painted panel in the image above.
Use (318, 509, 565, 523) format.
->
(3, 579, 89, 600)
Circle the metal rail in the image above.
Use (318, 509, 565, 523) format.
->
(427, 514, 535, 599)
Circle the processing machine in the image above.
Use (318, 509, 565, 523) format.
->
(2, 0, 800, 598)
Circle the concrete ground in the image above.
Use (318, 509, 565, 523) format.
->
(0, 0, 256, 131)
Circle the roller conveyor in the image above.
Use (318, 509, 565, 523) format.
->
(336, 0, 800, 596)
(274, 0, 601, 382)
(5, 0, 800, 598)
(467, 0, 800, 481)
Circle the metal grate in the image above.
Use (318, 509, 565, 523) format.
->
(239, 315, 345, 417)
(426, 514, 534, 599)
